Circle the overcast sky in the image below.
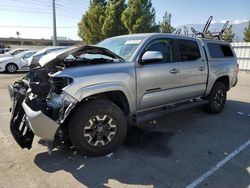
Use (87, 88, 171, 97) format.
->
(0, 0, 249, 40)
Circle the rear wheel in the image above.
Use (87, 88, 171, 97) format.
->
(204, 82, 227, 114)
(6, 63, 18, 73)
(69, 99, 127, 156)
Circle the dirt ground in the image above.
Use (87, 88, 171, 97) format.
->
(0, 71, 249, 188)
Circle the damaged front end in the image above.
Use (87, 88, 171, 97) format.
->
(9, 67, 77, 151)
(9, 45, 122, 151)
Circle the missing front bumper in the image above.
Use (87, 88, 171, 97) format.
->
(22, 101, 59, 141)
(9, 84, 60, 150)
(9, 85, 34, 149)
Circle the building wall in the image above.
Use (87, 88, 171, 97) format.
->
(231, 42, 250, 70)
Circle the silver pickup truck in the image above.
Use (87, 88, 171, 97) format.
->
(8, 33, 238, 156)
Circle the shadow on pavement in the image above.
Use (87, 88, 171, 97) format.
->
(34, 126, 174, 188)
(34, 100, 250, 187)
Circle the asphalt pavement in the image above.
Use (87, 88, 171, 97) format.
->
(0, 72, 249, 188)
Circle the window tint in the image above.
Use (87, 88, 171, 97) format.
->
(144, 39, 175, 63)
(12, 50, 23, 55)
(178, 39, 201, 61)
(23, 52, 35, 59)
(207, 43, 234, 58)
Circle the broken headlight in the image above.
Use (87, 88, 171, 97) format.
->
(50, 77, 73, 95)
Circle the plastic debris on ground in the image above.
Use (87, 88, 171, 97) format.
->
(77, 164, 85, 170)
(237, 112, 244, 115)
(106, 153, 114, 158)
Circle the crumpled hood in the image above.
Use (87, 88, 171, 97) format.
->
(39, 45, 124, 67)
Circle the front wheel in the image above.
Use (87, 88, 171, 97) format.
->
(204, 82, 227, 114)
(69, 99, 127, 156)
(6, 63, 18, 73)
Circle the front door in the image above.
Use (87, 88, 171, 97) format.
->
(136, 38, 183, 110)
(20, 52, 36, 69)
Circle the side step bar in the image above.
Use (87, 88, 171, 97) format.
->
(131, 100, 208, 125)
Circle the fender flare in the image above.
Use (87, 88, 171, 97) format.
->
(71, 82, 136, 113)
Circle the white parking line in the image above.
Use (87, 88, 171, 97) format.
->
(186, 139, 250, 188)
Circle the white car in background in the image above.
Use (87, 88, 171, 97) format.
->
(0, 50, 37, 73)
(0, 48, 28, 58)
(28, 46, 68, 67)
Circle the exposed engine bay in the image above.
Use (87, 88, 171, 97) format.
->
(9, 45, 124, 150)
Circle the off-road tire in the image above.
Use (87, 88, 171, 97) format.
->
(69, 99, 127, 156)
(204, 82, 227, 114)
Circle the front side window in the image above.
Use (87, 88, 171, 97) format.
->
(23, 52, 35, 59)
(207, 43, 234, 58)
(144, 39, 175, 63)
(178, 39, 201, 61)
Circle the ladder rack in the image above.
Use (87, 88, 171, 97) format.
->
(173, 16, 229, 41)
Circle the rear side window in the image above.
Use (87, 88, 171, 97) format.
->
(178, 39, 201, 61)
(207, 43, 234, 58)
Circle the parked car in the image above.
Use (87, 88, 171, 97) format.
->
(8, 33, 238, 156)
(28, 46, 68, 67)
(0, 48, 28, 58)
(0, 48, 11, 54)
(0, 50, 37, 73)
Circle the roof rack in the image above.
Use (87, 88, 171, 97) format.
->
(191, 16, 213, 38)
(174, 16, 229, 41)
(175, 28, 182, 35)
(209, 20, 229, 40)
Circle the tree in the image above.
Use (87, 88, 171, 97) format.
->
(121, 0, 159, 34)
(102, 0, 128, 38)
(78, 0, 107, 44)
(243, 21, 250, 42)
(160, 12, 175, 33)
(223, 24, 234, 42)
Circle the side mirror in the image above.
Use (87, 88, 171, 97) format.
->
(141, 51, 163, 64)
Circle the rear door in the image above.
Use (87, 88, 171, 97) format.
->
(176, 39, 208, 100)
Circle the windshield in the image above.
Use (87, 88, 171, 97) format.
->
(97, 36, 145, 61)
(6, 49, 18, 55)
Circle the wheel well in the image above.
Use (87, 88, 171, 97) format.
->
(84, 91, 130, 116)
(215, 76, 229, 90)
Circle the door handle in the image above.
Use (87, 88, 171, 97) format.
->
(199, 67, 206, 71)
(169, 68, 179, 74)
